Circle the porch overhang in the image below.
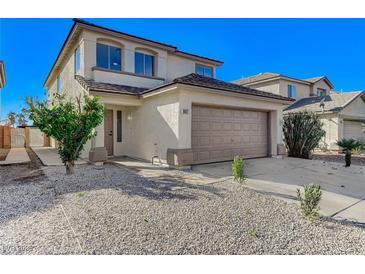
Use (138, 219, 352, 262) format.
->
(90, 90, 142, 106)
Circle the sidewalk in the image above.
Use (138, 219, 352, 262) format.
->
(31, 146, 87, 166)
(0, 148, 30, 165)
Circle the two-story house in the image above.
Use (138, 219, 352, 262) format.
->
(233, 72, 334, 100)
(234, 72, 365, 150)
(44, 19, 293, 167)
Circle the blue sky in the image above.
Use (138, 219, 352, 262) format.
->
(1, 18, 365, 119)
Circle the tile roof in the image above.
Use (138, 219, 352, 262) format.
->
(284, 91, 364, 113)
(169, 73, 294, 101)
(304, 76, 334, 89)
(75, 75, 148, 95)
(304, 76, 325, 83)
(76, 73, 294, 102)
(233, 72, 281, 85)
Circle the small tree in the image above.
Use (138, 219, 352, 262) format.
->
(6, 111, 16, 127)
(283, 111, 325, 159)
(231, 155, 245, 183)
(25, 94, 104, 174)
(336, 138, 364, 167)
(297, 184, 322, 220)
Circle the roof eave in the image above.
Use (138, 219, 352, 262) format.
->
(242, 75, 312, 86)
(173, 51, 223, 66)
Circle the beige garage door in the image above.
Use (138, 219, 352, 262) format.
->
(344, 120, 365, 142)
(192, 105, 269, 164)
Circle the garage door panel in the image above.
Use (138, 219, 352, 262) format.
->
(344, 120, 365, 142)
(192, 105, 268, 164)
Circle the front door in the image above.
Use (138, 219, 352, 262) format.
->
(104, 109, 113, 156)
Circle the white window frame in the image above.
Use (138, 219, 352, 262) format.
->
(135, 51, 155, 76)
(288, 84, 296, 99)
(195, 64, 213, 77)
(96, 43, 122, 71)
(74, 47, 81, 75)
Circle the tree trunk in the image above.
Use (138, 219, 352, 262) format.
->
(345, 150, 351, 167)
(65, 161, 75, 175)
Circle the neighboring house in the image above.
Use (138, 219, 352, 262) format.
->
(284, 91, 365, 149)
(0, 61, 6, 123)
(233, 72, 334, 100)
(44, 19, 293, 167)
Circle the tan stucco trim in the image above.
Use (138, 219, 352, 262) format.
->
(142, 83, 293, 105)
(91, 66, 165, 81)
(90, 90, 143, 106)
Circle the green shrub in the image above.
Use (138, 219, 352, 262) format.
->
(231, 156, 245, 183)
(296, 184, 322, 219)
(283, 111, 326, 159)
(352, 147, 364, 155)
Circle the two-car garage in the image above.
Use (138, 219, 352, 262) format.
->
(191, 105, 269, 164)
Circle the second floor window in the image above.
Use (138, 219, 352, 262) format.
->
(288, 84, 296, 99)
(317, 88, 326, 96)
(135, 52, 154, 77)
(96, 43, 121, 71)
(196, 64, 213, 77)
(74, 47, 80, 74)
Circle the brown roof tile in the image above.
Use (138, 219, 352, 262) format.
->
(75, 75, 148, 95)
(169, 73, 294, 101)
(284, 91, 364, 113)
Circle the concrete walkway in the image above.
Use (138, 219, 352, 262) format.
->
(193, 157, 365, 225)
(0, 148, 30, 165)
(31, 147, 87, 166)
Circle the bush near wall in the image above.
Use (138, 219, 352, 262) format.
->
(283, 111, 325, 159)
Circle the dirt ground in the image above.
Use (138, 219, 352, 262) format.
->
(0, 148, 45, 184)
(313, 152, 365, 166)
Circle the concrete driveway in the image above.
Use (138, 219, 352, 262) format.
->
(193, 157, 365, 225)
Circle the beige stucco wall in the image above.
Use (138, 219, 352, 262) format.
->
(166, 54, 215, 82)
(319, 113, 340, 150)
(340, 96, 365, 119)
(246, 80, 281, 95)
(278, 79, 311, 99)
(114, 89, 181, 163)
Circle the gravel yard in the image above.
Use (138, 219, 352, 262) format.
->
(1, 163, 365, 255)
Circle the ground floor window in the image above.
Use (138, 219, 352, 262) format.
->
(117, 110, 122, 142)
